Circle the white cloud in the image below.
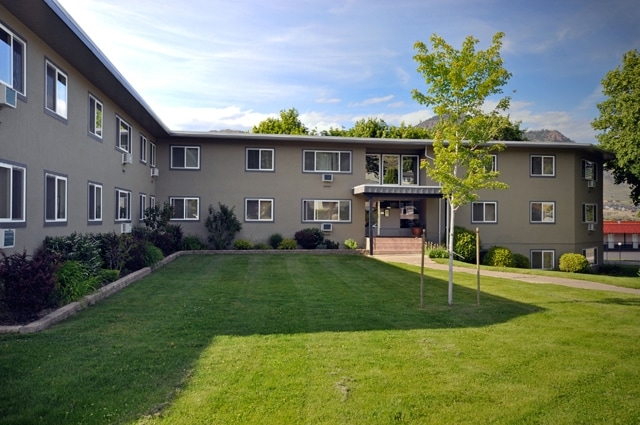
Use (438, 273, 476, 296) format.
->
(350, 95, 395, 107)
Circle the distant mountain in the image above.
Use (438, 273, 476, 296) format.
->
(524, 129, 575, 143)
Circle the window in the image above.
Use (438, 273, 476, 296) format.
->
(139, 193, 146, 220)
(245, 198, 273, 221)
(45, 173, 67, 223)
(170, 197, 199, 220)
(149, 195, 156, 209)
(530, 155, 555, 176)
(582, 247, 598, 266)
(45, 60, 67, 118)
(88, 182, 102, 223)
(472, 202, 497, 223)
(246, 148, 274, 171)
(116, 116, 132, 153)
(115, 189, 131, 221)
(303, 200, 351, 222)
(171, 146, 200, 169)
(530, 201, 555, 223)
(89, 95, 103, 138)
(582, 203, 597, 223)
(0, 161, 25, 223)
(0, 24, 26, 96)
(485, 154, 497, 172)
(366, 154, 418, 185)
(139, 135, 148, 163)
(303, 150, 351, 173)
(149, 142, 156, 167)
(531, 250, 554, 270)
(582, 160, 596, 180)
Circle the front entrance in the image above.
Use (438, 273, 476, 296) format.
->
(365, 200, 423, 237)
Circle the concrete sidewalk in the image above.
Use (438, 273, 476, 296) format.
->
(372, 254, 640, 296)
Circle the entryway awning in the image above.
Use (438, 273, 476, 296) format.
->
(353, 184, 443, 197)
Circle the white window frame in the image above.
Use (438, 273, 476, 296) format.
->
(45, 60, 68, 119)
(149, 142, 156, 167)
(170, 197, 200, 221)
(582, 247, 598, 266)
(45, 172, 67, 223)
(171, 146, 200, 170)
(582, 203, 597, 223)
(303, 150, 351, 173)
(149, 195, 156, 209)
(88, 182, 102, 223)
(530, 201, 555, 223)
(530, 155, 555, 177)
(0, 23, 26, 96)
(582, 160, 597, 181)
(246, 148, 274, 171)
(116, 116, 132, 153)
(0, 161, 26, 223)
(139, 134, 148, 163)
(88, 94, 103, 138)
(471, 201, 497, 223)
(245, 198, 274, 222)
(531, 250, 555, 270)
(115, 189, 131, 222)
(139, 193, 146, 221)
(486, 154, 497, 172)
(302, 199, 351, 222)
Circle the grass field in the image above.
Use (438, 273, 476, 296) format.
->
(1, 254, 639, 424)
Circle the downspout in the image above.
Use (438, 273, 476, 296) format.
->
(368, 195, 374, 255)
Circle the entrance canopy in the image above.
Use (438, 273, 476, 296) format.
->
(353, 184, 442, 198)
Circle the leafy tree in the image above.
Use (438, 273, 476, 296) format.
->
(252, 108, 309, 135)
(205, 203, 242, 249)
(412, 32, 511, 305)
(592, 49, 640, 204)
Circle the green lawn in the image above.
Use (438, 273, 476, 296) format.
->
(1, 254, 639, 424)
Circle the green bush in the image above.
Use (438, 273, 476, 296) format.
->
(268, 233, 284, 249)
(483, 246, 515, 267)
(427, 244, 449, 259)
(144, 244, 164, 268)
(324, 239, 340, 249)
(512, 253, 530, 269)
(294, 228, 324, 249)
(253, 242, 271, 250)
(559, 253, 589, 273)
(344, 238, 358, 249)
(148, 224, 183, 256)
(55, 260, 100, 304)
(182, 235, 206, 251)
(205, 203, 242, 249)
(278, 238, 298, 250)
(233, 239, 253, 250)
(43, 232, 102, 275)
(453, 226, 479, 263)
(97, 269, 120, 284)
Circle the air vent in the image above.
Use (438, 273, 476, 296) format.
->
(0, 83, 17, 108)
(0, 229, 15, 248)
(120, 223, 132, 234)
(150, 167, 159, 177)
(321, 223, 333, 232)
(587, 180, 596, 188)
(322, 173, 334, 182)
(122, 152, 133, 164)
(587, 223, 596, 232)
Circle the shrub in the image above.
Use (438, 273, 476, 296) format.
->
(253, 242, 271, 250)
(55, 260, 100, 304)
(0, 249, 59, 323)
(234, 239, 253, 250)
(294, 228, 324, 249)
(268, 233, 284, 249)
(96, 232, 131, 272)
(123, 235, 150, 274)
(453, 226, 479, 263)
(427, 244, 449, 259)
(143, 202, 174, 232)
(148, 224, 183, 256)
(144, 244, 164, 268)
(97, 269, 120, 284)
(512, 253, 530, 269)
(205, 203, 242, 249)
(559, 253, 589, 273)
(278, 238, 298, 250)
(324, 239, 340, 249)
(43, 232, 102, 275)
(182, 235, 206, 251)
(344, 238, 358, 249)
(483, 246, 515, 268)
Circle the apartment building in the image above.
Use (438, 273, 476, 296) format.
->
(0, 0, 611, 268)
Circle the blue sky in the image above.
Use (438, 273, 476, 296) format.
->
(57, 0, 639, 143)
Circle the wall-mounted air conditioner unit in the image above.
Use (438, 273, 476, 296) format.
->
(587, 180, 596, 188)
(0, 229, 16, 248)
(321, 223, 333, 232)
(587, 223, 596, 232)
(122, 152, 133, 165)
(120, 223, 132, 234)
(0, 83, 17, 108)
(322, 173, 334, 182)
(150, 167, 159, 177)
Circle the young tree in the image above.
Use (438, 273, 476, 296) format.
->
(592, 49, 640, 204)
(252, 108, 309, 135)
(412, 32, 512, 305)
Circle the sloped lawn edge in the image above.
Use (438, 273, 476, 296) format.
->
(0, 250, 364, 334)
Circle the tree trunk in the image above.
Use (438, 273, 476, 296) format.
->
(447, 201, 455, 306)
